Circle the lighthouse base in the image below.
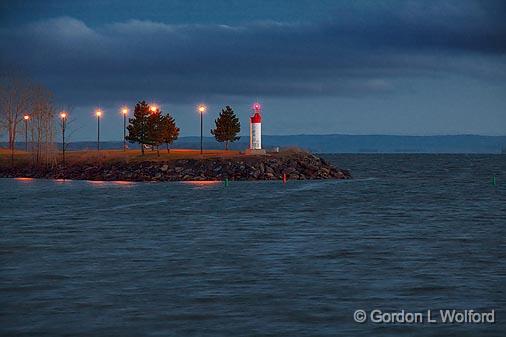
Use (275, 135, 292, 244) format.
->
(244, 148, 266, 155)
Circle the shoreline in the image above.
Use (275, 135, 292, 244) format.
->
(0, 151, 351, 182)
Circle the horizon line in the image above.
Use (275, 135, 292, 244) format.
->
(32, 133, 506, 142)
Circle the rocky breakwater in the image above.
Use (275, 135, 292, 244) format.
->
(1, 152, 351, 181)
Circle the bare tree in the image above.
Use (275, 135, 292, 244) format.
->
(0, 76, 33, 163)
(29, 85, 57, 166)
(0, 75, 60, 166)
(0, 115, 4, 139)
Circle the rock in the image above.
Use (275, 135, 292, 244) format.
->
(283, 167, 296, 175)
(1, 151, 351, 182)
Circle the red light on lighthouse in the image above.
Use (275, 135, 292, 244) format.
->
(251, 112, 262, 123)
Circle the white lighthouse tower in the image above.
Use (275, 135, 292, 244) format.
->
(246, 102, 266, 154)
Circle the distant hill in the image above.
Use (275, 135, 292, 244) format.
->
(261, 134, 506, 153)
(4, 134, 506, 153)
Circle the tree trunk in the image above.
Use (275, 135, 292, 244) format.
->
(141, 143, 144, 155)
(166, 143, 170, 154)
(225, 141, 228, 151)
(157, 146, 160, 157)
(9, 123, 16, 165)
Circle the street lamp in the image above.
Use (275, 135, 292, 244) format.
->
(60, 112, 67, 168)
(197, 104, 207, 155)
(23, 115, 30, 152)
(149, 105, 160, 153)
(96, 110, 102, 152)
(121, 107, 128, 151)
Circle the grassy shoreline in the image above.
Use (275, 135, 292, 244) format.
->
(1, 148, 246, 167)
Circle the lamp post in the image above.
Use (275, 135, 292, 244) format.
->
(148, 105, 158, 152)
(121, 107, 128, 151)
(197, 104, 207, 155)
(96, 110, 102, 152)
(23, 115, 30, 152)
(60, 112, 67, 168)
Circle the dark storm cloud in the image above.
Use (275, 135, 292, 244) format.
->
(0, 0, 505, 105)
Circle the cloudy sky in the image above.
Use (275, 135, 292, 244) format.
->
(1, 0, 505, 140)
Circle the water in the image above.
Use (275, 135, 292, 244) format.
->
(1, 154, 505, 336)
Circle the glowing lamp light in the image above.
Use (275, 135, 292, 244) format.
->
(60, 112, 67, 119)
(23, 115, 30, 120)
(96, 110, 103, 117)
(253, 102, 261, 111)
(198, 104, 207, 114)
(150, 105, 158, 112)
(121, 107, 128, 115)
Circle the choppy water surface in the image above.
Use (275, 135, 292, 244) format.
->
(1, 154, 505, 336)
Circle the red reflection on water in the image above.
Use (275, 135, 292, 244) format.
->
(14, 177, 34, 182)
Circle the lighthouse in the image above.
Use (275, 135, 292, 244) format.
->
(246, 102, 266, 155)
(250, 102, 262, 149)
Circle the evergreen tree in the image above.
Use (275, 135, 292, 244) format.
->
(126, 101, 150, 155)
(126, 101, 165, 156)
(211, 106, 241, 150)
(144, 108, 165, 156)
(160, 114, 180, 153)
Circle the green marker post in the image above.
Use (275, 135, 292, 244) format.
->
(492, 175, 496, 186)
(225, 178, 229, 187)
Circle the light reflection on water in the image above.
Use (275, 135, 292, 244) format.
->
(13, 177, 34, 182)
(86, 180, 137, 187)
(182, 180, 221, 188)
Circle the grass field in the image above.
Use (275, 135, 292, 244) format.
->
(0, 147, 246, 166)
